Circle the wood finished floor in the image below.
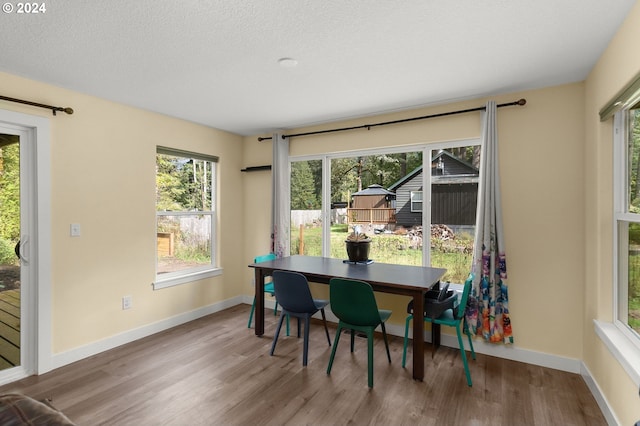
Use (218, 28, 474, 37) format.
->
(0, 304, 606, 425)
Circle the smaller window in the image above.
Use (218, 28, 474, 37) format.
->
(154, 147, 220, 289)
(410, 191, 423, 212)
(615, 108, 640, 338)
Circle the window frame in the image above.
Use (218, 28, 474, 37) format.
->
(153, 147, 221, 290)
(613, 110, 640, 344)
(595, 109, 640, 387)
(410, 190, 423, 212)
(289, 138, 479, 270)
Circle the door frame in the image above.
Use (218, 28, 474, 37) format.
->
(0, 108, 52, 382)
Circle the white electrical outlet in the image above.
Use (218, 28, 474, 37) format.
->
(70, 223, 81, 237)
(122, 295, 132, 310)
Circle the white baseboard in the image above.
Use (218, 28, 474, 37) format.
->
(251, 295, 582, 372)
(581, 362, 619, 426)
(49, 297, 612, 425)
(254, 297, 615, 423)
(53, 295, 587, 378)
(50, 296, 244, 371)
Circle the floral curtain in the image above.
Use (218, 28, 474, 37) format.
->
(465, 101, 513, 344)
(271, 132, 290, 258)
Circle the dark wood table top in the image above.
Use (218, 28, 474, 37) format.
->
(249, 255, 446, 295)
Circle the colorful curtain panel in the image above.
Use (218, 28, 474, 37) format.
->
(271, 132, 290, 258)
(466, 101, 513, 344)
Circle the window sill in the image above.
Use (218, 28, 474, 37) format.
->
(153, 267, 223, 290)
(594, 319, 640, 386)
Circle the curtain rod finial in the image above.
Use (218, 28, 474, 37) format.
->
(63, 107, 74, 115)
(517, 98, 526, 106)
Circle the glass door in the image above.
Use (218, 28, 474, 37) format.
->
(0, 133, 21, 371)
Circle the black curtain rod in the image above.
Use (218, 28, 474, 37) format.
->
(0, 95, 74, 116)
(258, 98, 526, 141)
(241, 165, 272, 172)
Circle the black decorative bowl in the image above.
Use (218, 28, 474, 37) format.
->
(345, 240, 371, 262)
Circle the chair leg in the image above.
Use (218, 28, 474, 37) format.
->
(367, 328, 374, 388)
(456, 324, 472, 387)
(302, 316, 310, 366)
(286, 313, 290, 337)
(380, 322, 391, 363)
(297, 317, 301, 338)
(327, 324, 343, 375)
(350, 329, 355, 352)
(320, 309, 332, 346)
(401, 314, 412, 368)
(466, 330, 476, 360)
(247, 297, 257, 328)
(273, 299, 290, 336)
(463, 320, 475, 360)
(270, 312, 286, 356)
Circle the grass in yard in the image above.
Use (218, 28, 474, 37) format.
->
(291, 224, 472, 283)
(628, 253, 640, 332)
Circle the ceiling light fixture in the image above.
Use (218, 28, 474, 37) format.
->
(278, 57, 298, 68)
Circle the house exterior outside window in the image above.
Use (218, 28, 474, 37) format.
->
(289, 142, 479, 284)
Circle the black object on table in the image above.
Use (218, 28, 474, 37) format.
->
(406, 283, 457, 355)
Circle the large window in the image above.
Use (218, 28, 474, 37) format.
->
(154, 147, 219, 289)
(289, 141, 479, 284)
(614, 106, 640, 339)
(290, 159, 323, 257)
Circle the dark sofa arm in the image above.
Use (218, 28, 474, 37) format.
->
(0, 393, 75, 425)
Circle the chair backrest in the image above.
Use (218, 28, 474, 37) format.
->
(272, 270, 319, 313)
(329, 278, 382, 326)
(456, 274, 474, 319)
(254, 253, 276, 264)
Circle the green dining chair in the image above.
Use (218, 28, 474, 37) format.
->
(247, 253, 289, 336)
(401, 274, 476, 386)
(326, 278, 391, 388)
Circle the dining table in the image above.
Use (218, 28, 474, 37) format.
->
(248, 255, 446, 381)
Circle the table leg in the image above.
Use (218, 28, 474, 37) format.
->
(433, 324, 441, 347)
(254, 268, 265, 336)
(412, 291, 424, 381)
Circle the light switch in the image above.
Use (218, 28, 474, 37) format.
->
(70, 223, 81, 237)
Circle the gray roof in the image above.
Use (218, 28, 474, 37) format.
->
(352, 184, 396, 196)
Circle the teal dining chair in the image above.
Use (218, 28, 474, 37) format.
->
(326, 278, 391, 388)
(270, 271, 332, 366)
(401, 274, 476, 386)
(247, 253, 289, 336)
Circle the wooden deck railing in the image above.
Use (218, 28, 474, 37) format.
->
(347, 208, 396, 224)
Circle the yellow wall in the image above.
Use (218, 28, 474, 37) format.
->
(0, 71, 245, 353)
(243, 82, 587, 360)
(1, 3, 639, 421)
(241, 8, 640, 423)
(584, 1, 640, 424)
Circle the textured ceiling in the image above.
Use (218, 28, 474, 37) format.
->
(0, 1, 636, 135)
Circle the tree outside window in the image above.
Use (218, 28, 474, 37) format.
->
(616, 107, 640, 336)
(155, 147, 217, 286)
(290, 145, 478, 284)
